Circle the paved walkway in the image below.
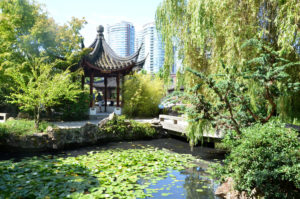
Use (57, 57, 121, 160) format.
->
(52, 120, 102, 129)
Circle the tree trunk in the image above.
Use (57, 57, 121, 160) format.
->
(34, 107, 40, 130)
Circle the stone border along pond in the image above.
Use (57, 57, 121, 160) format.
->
(0, 114, 165, 152)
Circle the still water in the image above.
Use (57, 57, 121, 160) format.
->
(139, 167, 221, 199)
(0, 138, 224, 198)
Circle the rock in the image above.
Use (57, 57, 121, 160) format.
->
(215, 177, 249, 199)
(80, 123, 99, 143)
(46, 126, 54, 133)
(7, 117, 15, 121)
(3, 133, 51, 150)
(108, 112, 117, 120)
(17, 112, 32, 119)
(98, 112, 117, 128)
(98, 118, 109, 128)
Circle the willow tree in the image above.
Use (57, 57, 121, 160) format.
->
(156, 0, 299, 75)
(156, 0, 300, 144)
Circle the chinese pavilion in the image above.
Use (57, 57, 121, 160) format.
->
(80, 25, 146, 112)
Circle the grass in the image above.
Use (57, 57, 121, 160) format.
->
(0, 119, 55, 137)
(0, 147, 197, 198)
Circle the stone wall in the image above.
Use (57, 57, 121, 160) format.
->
(0, 123, 101, 151)
(0, 121, 163, 152)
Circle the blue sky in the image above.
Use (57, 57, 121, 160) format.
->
(36, 0, 163, 45)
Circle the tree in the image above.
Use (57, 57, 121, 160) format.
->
(0, 0, 86, 112)
(6, 57, 82, 129)
(123, 72, 164, 118)
(163, 39, 300, 145)
(156, 0, 300, 143)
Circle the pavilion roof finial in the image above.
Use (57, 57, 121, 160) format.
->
(97, 25, 104, 37)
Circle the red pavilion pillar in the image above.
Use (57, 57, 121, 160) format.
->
(89, 73, 94, 107)
(104, 77, 107, 112)
(121, 75, 125, 107)
(116, 73, 120, 107)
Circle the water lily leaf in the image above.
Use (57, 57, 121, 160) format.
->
(161, 193, 172, 196)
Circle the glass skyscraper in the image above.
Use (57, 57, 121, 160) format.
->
(107, 21, 135, 57)
(136, 22, 165, 74)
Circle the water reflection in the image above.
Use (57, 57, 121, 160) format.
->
(140, 167, 220, 199)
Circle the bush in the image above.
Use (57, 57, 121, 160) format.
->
(54, 92, 90, 121)
(101, 116, 157, 139)
(213, 120, 300, 199)
(123, 72, 164, 118)
(0, 119, 55, 138)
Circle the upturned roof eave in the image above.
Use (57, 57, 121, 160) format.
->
(82, 25, 147, 73)
(84, 59, 139, 74)
(87, 36, 142, 63)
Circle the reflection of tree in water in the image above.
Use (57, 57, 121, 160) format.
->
(182, 167, 220, 199)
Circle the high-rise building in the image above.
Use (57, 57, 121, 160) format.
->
(137, 22, 164, 74)
(107, 21, 135, 57)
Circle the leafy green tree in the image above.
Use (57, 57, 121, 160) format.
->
(6, 57, 82, 129)
(0, 0, 86, 112)
(163, 40, 299, 145)
(156, 0, 300, 120)
(123, 72, 164, 118)
(156, 0, 300, 145)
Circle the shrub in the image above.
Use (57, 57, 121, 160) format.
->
(0, 119, 55, 138)
(101, 116, 157, 139)
(213, 120, 300, 199)
(54, 92, 90, 121)
(123, 72, 164, 118)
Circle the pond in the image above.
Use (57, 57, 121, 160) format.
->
(139, 167, 220, 199)
(0, 138, 224, 198)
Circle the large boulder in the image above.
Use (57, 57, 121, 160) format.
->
(215, 178, 259, 199)
(17, 112, 32, 119)
(98, 118, 109, 128)
(98, 112, 117, 128)
(47, 123, 100, 149)
(1, 132, 50, 151)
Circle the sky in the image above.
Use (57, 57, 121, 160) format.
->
(36, 0, 163, 45)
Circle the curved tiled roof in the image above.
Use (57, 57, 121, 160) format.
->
(83, 25, 145, 73)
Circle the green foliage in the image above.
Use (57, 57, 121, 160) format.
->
(0, 0, 86, 117)
(0, 147, 196, 198)
(5, 57, 83, 128)
(212, 120, 300, 199)
(55, 91, 90, 121)
(101, 116, 157, 139)
(156, 0, 300, 79)
(156, 0, 300, 119)
(123, 72, 164, 118)
(162, 40, 300, 146)
(0, 119, 55, 138)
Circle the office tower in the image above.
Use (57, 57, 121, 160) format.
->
(138, 22, 164, 74)
(107, 21, 135, 57)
